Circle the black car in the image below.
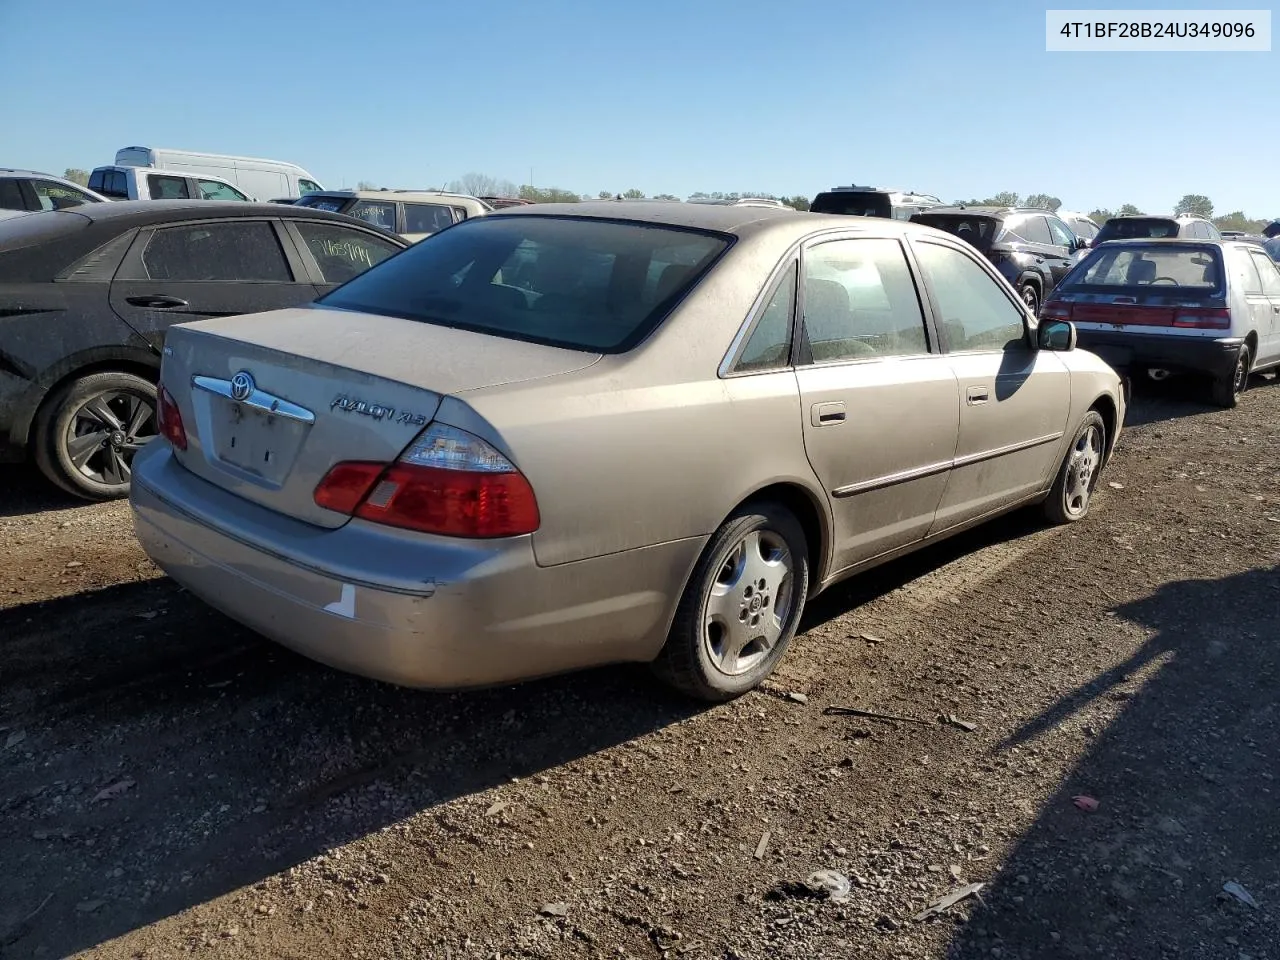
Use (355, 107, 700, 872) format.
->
(910, 206, 1086, 314)
(0, 200, 408, 500)
(1093, 214, 1221, 244)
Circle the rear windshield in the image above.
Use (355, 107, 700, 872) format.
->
(1095, 218, 1180, 242)
(1061, 245, 1223, 294)
(318, 215, 731, 352)
(89, 168, 129, 199)
(1265, 236, 1280, 261)
(912, 214, 1003, 251)
(810, 192, 893, 219)
(295, 195, 352, 214)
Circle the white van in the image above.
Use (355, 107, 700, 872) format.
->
(113, 147, 323, 201)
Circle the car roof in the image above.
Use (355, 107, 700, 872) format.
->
(51, 199, 409, 239)
(1087, 238, 1230, 247)
(913, 205, 1020, 216)
(307, 189, 488, 204)
(1107, 213, 1200, 221)
(479, 199, 944, 242)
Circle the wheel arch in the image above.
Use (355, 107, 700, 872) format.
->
(14, 347, 161, 453)
(731, 480, 832, 595)
(1088, 393, 1119, 466)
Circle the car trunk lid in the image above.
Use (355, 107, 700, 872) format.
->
(160, 305, 600, 528)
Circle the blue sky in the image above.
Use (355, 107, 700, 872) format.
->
(1, 0, 1274, 215)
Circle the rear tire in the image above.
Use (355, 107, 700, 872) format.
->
(652, 503, 810, 702)
(1210, 345, 1250, 409)
(1043, 411, 1106, 525)
(33, 371, 158, 501)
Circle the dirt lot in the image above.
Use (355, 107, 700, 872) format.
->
(2, 378, 1278, 960)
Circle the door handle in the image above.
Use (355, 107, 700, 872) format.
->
(811, 401, 846, 426)
(966, 385, 990, 405)
(126, 295, 188, 309)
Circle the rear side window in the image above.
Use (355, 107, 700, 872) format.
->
(1231, 248, 1264, 295)
(913, 241, 1026, 352)
(318, 216, 730, 352)
(140, 222, 292, 282)
(293, 221, 401, 284)
(148, 175, 191, 200)
(1010, 216, 1052, 245)
(403, 202, 455, 235)
(347, 200, 397, 231)
(0, 179, 24, 210)
(198, 179, 249, 201)
(735, 261, 797, 372)
(802, 238, 929, 361)
(1069, 246, 1223, 291)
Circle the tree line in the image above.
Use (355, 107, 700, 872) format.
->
(61, 168, 1275, 233)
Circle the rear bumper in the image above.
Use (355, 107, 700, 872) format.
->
(1076, 328, 1244, 381)
(129, 443, 701, 689)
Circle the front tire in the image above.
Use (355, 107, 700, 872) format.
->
(33, 371, 158, 501)
(1019, 282, 1040, 316)
(1043, 411, 1106, 525)
(652, 503, 810, 702)
(1210, 345, 1250, 409)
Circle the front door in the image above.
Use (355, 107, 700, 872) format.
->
(910, 237, 1071, 533)
(1246, 248, 1280, 365)
(793, 235, 959, 575)
(110, 219, 316, 350)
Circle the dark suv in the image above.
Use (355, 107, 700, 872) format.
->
(910, 206, 1086, 314)
(1093, 214, 1221, 244)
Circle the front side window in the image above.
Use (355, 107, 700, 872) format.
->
(33, 180, 96, 210)
(198, 179, 249, 201)
(148, 175, 191, 200)
(914, 241, 1027, 352)
(319, 216, 729, 352)
(735, 261, 796, 372)
(403, 202, 455, 235)
(294, 221, 402, 284)
(1046, 217, 1075, 248)
(347, 200, 398, 231)
(298, 179, 322, 195)
(801, 238, 929, 362)
(140, 222, 292, 282)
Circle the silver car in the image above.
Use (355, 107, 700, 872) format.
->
(130, 203, 1125, 701)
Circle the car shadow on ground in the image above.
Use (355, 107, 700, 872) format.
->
(1121, 370, 1279, 428)
(0, 464, 84, 518)
(0, 506, 1052, 957)
(944, 566, 1280, 959)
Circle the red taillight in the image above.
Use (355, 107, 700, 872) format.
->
(1172, 307, 1231, 329)
(1041, 300, 1073, 321)
(156, 384, 187, 450)
(313, 424, 540, 539)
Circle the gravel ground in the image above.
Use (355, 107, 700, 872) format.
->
(1, 376, 1278, 960)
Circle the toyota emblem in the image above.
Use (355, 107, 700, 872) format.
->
(229, 371, 255, 402)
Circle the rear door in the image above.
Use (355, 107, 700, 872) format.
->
(792, 234, 959, 574)
(910, 237, 1071, 532)
(109, 218, 316, 349)
(283, 218, 405, 294)
(1246, 248, 1280, 364)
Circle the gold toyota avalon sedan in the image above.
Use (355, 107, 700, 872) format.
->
(129, 201, 1125, 701)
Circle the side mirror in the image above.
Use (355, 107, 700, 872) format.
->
(1038, 319, 1077, 351)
